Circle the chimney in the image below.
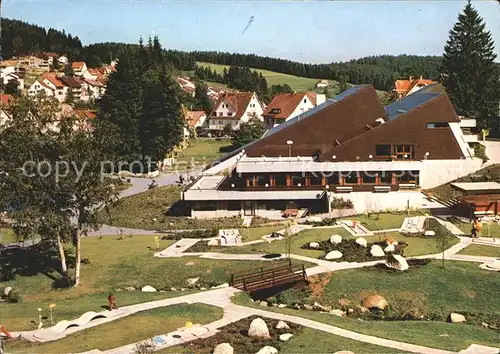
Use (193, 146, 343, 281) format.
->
(420, 75, 423, 80)
(409, 76, 413, 81)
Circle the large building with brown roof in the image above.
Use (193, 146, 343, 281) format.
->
(207, 92, 264, 135)
(263, 92, 325, 128)
(183, 84, 483, 218)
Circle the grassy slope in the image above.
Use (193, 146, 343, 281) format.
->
(0, 236, 258, 330)
(168, 138, 233, 171)
(233, 261, 500, 350)
(6, 303, 222, 353)
(198, 62, 337, 92)
(342, 211, 426, 231)
(239, 225, 285, 242)
(454, 220, 500, 237)
(458, 244, 500, 257)
(99, 185, 242, 230)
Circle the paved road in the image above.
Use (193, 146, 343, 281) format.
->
(118, 175, 181, 199)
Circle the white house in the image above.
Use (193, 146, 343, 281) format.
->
(71, 62, 88, 76)
(28, 73, 67, 102)
(316, 80, 328, 88)
(263, 92, 326, 128)
(84, 78, 106, 99)
(208, 92, 264, 134)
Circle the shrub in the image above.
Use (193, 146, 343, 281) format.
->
(275, 287, 312, 306)
(7, 290, 21, 303)
(305, 217, 337, 226)
(331, 197, 354, 210)
(0, 286, 5, 298)
(473, 143, 489, 163)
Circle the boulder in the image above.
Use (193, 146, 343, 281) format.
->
(385, 238, 398, 246)
(275, 320, 289, 329)
(141, 285, 157, 292)
(185, 261, 195, 266)
(170, 287, 178, 291)
(4, 287, 13, 297)
(213, 343, 234, 354)
(330, 235, 342, 245)
(207, 239, 219, 246)
(325, 250, 343, 260)
(357, 305, 370, 313)
(309, 242, 320, 249)
(279, 333, 294, 342)
(363, 295, 388, 310)
(186, 277, 200, 287)
(386, 255, 409, 271)
(449, 313, 466, 323)
(256, 346, 278, 354)
(355, 237, 367, 247)
(307, 216, 322, 223)
(384, 244, 395, 253)
(248, 317, 270, 338)
(329, 309, 345, 317)
(333, 351, 355, 354)
(277, 304, 287, 308)
(313, 302, 327, 311)
(259, 301, 268, 307)
(424, 230, 435, 236)
(125, 286, 136, 292)
(303, 304, 313, 311)
(370, 245, 385, 257)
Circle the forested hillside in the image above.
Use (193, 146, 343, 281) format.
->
(2, 18, 443, 91)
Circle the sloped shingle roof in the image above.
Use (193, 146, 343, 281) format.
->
(212, 92, 255, 120)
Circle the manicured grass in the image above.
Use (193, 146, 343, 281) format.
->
(454, 220, 500, 237)
(0, 236, 261, 330)
(198, 62, 336, 92)
(98, 185, 242, 230)
(239, 225, 285, 242)
(5, 303, 223, 353)
(280, 327, 408, 354)
(228, 227, 353, 258)
(458, 244, 500, 258)
(232, 261, 500, 351)
(376, 231, 459, 257)
(0, 227, 16, 244)
(167, 138, 233, 171)
(341, 211, 426, 231)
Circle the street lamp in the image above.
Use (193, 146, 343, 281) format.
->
(286, 140, 294, 157)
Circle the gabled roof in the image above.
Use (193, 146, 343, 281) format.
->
(87, 68, 100, 76)
(394, 76, 434, 95)
(60, 76, 83, 88)
(84, 78, 104, 87)
(42, 73, 65, 89)
(263, 92, 316, 119)
(185, 111, 206, 127)
(74, 109, 97, 119)
(71, 61, 86, 70)
(212, 92, 256, 119)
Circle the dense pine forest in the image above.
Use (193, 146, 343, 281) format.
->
(2, 18, 444, 91)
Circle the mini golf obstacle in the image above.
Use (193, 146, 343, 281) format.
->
(229, 259, 307, 292)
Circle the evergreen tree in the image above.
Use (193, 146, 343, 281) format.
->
(65, 88, 75, 104)
(231, 116, 265, 148)
(440, 1, 499, 130)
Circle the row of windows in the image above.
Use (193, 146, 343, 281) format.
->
(375, 144, 415, 160)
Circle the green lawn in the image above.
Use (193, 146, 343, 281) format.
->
(239, 225, 285, 242)
(98, 185, 242, 230)
(167, 138, 233, 171)
(0, 236, 260, 330)
(458, 244, 500, 257)
(232, 261, 500, 351)
(454, 220, 500, 237)
(341, 211, 426, 231)
(227, 227, 353, 258)
(198, 62, 336, 92)
(0, 227, 16, 244)
(5, 303, 222, 353)
(376, 231, 459, 257)
(280, 327, 409, 354)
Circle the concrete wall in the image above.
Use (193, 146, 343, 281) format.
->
(419, 159, 483, 189)
(191, 209, 240, 218)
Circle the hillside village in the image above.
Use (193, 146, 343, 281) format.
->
(0, 1, 499, 354)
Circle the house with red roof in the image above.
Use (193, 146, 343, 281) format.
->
(28, 72, 67, 102)
(263, 92, 326, 128)
(71, 61, 88, 76)
(185, 111, 207, 129)
(207, 92, 264, 135)
(393, 76, 434, 99)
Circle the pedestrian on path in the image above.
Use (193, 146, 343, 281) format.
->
(108, 293, 118, 310)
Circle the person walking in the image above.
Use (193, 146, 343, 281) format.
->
(108, 293, 118, 310)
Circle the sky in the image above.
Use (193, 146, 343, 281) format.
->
(2, 0, 500, 63)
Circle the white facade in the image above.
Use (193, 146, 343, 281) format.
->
(73, 62, 88, 76)
(85, 81, 106, 99)
(28, 80, 54, 98)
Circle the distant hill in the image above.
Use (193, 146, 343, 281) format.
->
(3, 17, 443, 91)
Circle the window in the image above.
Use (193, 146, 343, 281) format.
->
(270, 108, 281, 114)
(396, 171, 419, 184)
(248, 112, 252, 116)
(256, 175, 270, 186)
(227, 201, 241, 211)
(309, 174, 323, 186)
(194, 201, 217, 211)
(379, 172, 392, 184)
(362, 171, 377, 184)
(218, 120, 223, 124)
(326, 172, 339, 185)
(247, 176, 256, 187)
(427, 122, 448, 128)
(375, 144, 391, 156)
(274, 174, 287, 186)
(303, 99, 307, 103)
(300, 108, 305, 112)
(394, 145, 414, 160)
(343, 171, 358, 184)
(266, 200, 285, 210)
(219, 112, 223, 116)
(291, 174, 306, 186)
